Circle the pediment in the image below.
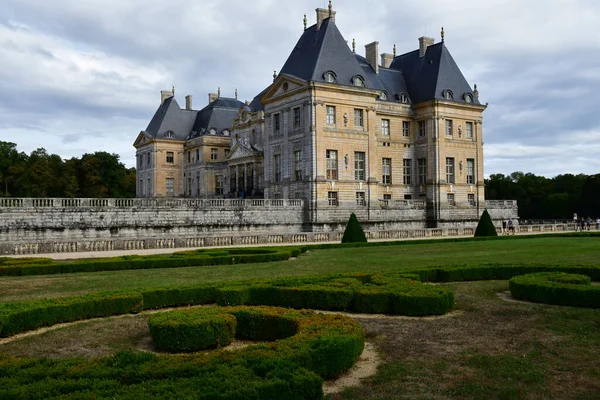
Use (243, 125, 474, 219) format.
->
(133, 131, 154, 147)
(228, 142, 261, 161)
(260, 74, 307, 104)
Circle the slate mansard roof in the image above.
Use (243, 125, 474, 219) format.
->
(277, 16, 480, 106)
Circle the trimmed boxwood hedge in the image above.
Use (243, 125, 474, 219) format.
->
(0, 306, 364, 399)
(149, 307, 237, 352)
(509, 272, 600, 308)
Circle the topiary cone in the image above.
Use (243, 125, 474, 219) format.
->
(342, 213, 368, 243)
(474, 209, 498, 237)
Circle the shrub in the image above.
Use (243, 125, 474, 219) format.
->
(148, 307, 236, 352)
(341, 213, 367, 243)
(509, 272, 600, 308)
(474, 209, 498, 237)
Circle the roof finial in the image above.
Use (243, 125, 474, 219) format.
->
(171, 86, 175, 95)
(218, 87, 221, 98)
(474, 84, 479, 99)
(441, 26, 445, 43)
(303, 13, 307, 30)
(352, 38, 356, 53)
(273, 70, 277, 82)
(393, 44, 397, 57)
(328, 0, 333, 17)
(235, 88, 238, 99)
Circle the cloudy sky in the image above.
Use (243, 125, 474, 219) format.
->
(1, 0, 599, 177)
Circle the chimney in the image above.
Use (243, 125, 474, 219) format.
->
(315, 8, 336, 31)
(418, 36, 435, 58)
(208, 93, 218, 103)
(160, 90, 173, 105)
(185, 95, 192, 110)
(365, 41, 379, 74)
(380, 53, 394, 69)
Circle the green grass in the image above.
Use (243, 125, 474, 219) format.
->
(0, 237, 599, 302)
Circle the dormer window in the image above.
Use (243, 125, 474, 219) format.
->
(222, 129, 230, 136)
(443, 89, 454, 100)
(379, 91, 388, 101)
(209, 128, 217, 135)
(164, 130, 175, 139)
(323, 71, 337, 83)
(463, 93, 473, 103)
(352, 75, 365, 87)
(399, 93, 409, 104)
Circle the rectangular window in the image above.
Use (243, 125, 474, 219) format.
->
(196, 149, 200, 162)
(328, 191, 338, 206)
(147, 152, 151, 166)
(445, 119, 453, 136)
(139, 179, 144, 196)
(466, 122, 473, 139)
(147, 178, 150, 196)
(418, 158, 427, 184)
(294, 150, 303, 181)
(354, 109, 363, 127)
(273, 154, 281, 183)
(274, 113, 281, 132)
(187, 177, 192, 196)
(418, 121, 426, 137)
(466, 158, 475, 184)
(293, 107, 301, 128)
(404, 194, 412, 200)
(197, 173, 201, 196)
(383, 193, 392, 200)
(468, 194, 475, 206)
(326, 106, 336, 125)
(446, 157, 455, 184)
(403, 159, 412, 185)
(187, 152, 191, 164)
(382, 158, 391, 185)
(447, 193, 455, 206)
(402, 121, 410, 137)
(166, 178, 174, 197)
(210, 148, 218, 161)
(356, 192, 366, 206)
(382, 119, 390, 136)
(354, 152, 365, 181)
(326, 150, 338, 180)
(166, 152, 174, 164)
(215, 175, 224, 195)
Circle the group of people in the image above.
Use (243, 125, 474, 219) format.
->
(501, 219, 515, 235)
(575, 216, 600, 232)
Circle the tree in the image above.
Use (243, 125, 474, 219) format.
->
(341, 213, 368, 243)
(474, 209, 498, 237)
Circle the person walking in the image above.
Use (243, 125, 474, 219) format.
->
(596, 217, 600, 230)
(507, 219, 514, 235)
(502, 220, 507, 235)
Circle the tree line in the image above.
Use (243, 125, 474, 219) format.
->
(485, 172, 600, 220)
(0, 141, 136, 198)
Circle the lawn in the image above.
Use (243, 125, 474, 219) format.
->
(1, 236, 599, 399)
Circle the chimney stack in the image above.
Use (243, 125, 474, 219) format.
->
(365, 41, 379, 74)
(380, 53, 394, 69)
(208, 92, 218, 103)
(418, 36, 435, 58)
(160, 90, 173, 105)
(315, 8, 336, 31)
(185, 95, 192, 110)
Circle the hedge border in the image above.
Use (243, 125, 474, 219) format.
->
(509, 272, 600, 308)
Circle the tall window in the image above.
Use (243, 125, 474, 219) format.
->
(468, 194, 475, 206)
(210, 148, 218, 161)
(418, 158, 427, 184)
(147, 152, 151, 166)
(383, 193, 392, 200)
(293, 107, 301, 129)
(166, 152, 174, 164)
(326, 150, 338, 180)
(354, 109, 363, 127)
(294, 150, 303, 181)
(356, 192, 366, 206)
(447, 193, 455, 206)
(147, 178, 150, 196)
(403, 159, 412, 185)
(187, 177, 192, 196)
(196, 149, 200, 162)
(326, 106, 336, 125)
(466, 158, 475, 184)
(446, 157, 455, 184)
(139, 179, 144, 196)
(382, 119, 390, 136)
(166, 178, 174, 197)
(445, 119, 453, 136)
(466, 122, 473, 139)
(354, 152, 365, 181)
(328, 191, 338, 206)
(274, 113, 281, 132)
(382, 158, 391, 185)
(418, 121, 426, 137)
(402, 121, 410, 137)
(215, 175, 224, 195)
(273, 154, 281, 183)
(197, 173, 201, 196)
